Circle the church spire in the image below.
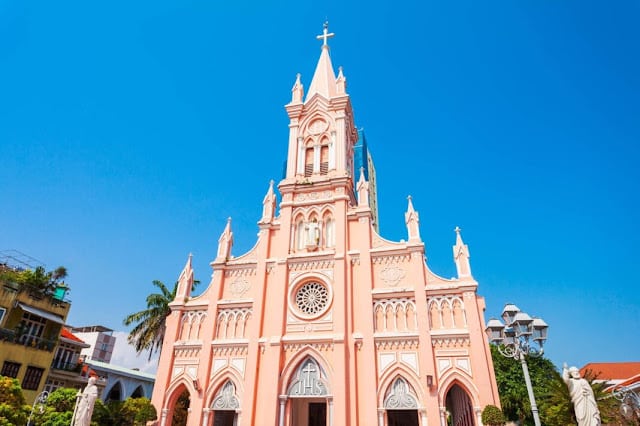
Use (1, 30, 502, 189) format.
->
(259, 180, 277, 224)
(453, 226, 472, 277)
(291, 73, 304, 104)
(356, 167, 369, 207)
(306, 22, 337, 101)
(405, 196, 421, 242)
(215, 217, 233, 261)
(175, 253, 194, 300)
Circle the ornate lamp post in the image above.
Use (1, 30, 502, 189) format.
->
(612, 384, 640, 420)
(485, 303, 548, 426)
(27, 390, 49, 426)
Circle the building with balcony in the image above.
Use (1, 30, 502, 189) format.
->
(44, 328, 92, 393)
(0, 260, 72, 403)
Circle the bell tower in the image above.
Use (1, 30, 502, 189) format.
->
(282, 22, 358, 187)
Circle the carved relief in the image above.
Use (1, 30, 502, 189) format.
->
(212, 381, 240, 410)
(229, 278, 250, 297)
(384, 378, 419, 409)
(379, 266, 406, 287)
(307, 118, 328, 135)
(287, 358, 329, 396)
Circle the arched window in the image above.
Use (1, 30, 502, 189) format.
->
(304, 147, 314, 177)
(296, 219, 305, 251)
(324, 217, 335, 247)
(320, 145, 329, 175)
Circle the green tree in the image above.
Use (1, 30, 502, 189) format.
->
(123, 280, 178, 360)
(121, 397, 157, 425)
(489, 345, 557, 425)
(124, 279, 198, 360)
(0, 376, 29, 426)
(481, 404, 506, 426)
(0, 264, 67, 295)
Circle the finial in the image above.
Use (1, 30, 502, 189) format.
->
(316, 21, 335, 47)
(454, 226, 461, 234)
(269, 179, 274, 187)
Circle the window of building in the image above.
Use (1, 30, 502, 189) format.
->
(22, 366, 44, 390)
(0, 307, 6, 325)
(44, 379, 65, 394)
(304, 147, 314, 177)
(1, 361, 21, 378)
(320, 145, 329, 175)
(18, 313, 46, 346)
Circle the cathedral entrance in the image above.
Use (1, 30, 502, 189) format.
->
(290, 399, 327, 426)
(212, 410, 237, 426)
(445, 384, 475, 426)
(383, 377, 421, 426)
(387, 409, 419, 426)
(285, 357, 331, 426)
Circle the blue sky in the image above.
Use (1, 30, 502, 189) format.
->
(1, 0, 638, 370)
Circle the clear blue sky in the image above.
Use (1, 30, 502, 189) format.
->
(1, 1, 638, 370)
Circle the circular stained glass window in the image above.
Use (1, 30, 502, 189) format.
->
(295, 281, 329, 316)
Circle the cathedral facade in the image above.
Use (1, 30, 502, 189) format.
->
(151, 24, 500, 426)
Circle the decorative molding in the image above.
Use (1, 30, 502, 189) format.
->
(400, 352, 419, 375)
(372, 254, 410, 265)
(224, 267, 257, 277)
(288, 259, 335, 271)
(379, 353, 396, 374)
(211, 343, 249, 356)
(431, 336, 470, 348)
(174, 346, 202, 358)
(294, 191, 333, 202)
(283, 341, 334, 352)
(374, 336, 419, 350)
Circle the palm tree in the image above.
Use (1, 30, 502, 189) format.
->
(123, 280, 178, 360)
(124, 278, 200, 360)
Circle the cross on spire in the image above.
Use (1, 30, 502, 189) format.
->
(316, 21, 335, 47)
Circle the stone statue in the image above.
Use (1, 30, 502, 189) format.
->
(305, 219, 320, 246)
(72, 376, 99, 426)
(563, 363, 601, 426)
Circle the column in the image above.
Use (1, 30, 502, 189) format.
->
(328, 397, 334, 426)
(278, 396, 287, 426)
(202, 408, 210, 426)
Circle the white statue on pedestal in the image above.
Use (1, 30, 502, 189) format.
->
(72, 376, 99, 426)
(563, 363, 601, 426)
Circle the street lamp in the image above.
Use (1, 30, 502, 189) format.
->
(485, 303, 548, 426)
(27, 390, 49, 426)
(612, 384, 640, 420)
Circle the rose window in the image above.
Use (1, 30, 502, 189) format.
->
(295, 282, 329, 315)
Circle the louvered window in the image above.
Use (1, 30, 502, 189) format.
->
(304, 148, 314, 177)
(320, 145, 329, 175)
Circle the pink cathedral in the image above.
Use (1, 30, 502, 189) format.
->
(151, 24, 500, 426)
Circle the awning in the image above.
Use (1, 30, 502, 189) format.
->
(16, 302, 65, 325)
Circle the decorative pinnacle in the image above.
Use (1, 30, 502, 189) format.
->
(454, 226, 461, 234)
(316, 21, 335, 47)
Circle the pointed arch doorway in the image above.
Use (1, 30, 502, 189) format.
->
(383, 377, 420, 426)
(281, 357, 332, 426)
(444, 383, 475, 426)
(211, 381, 240, 426)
